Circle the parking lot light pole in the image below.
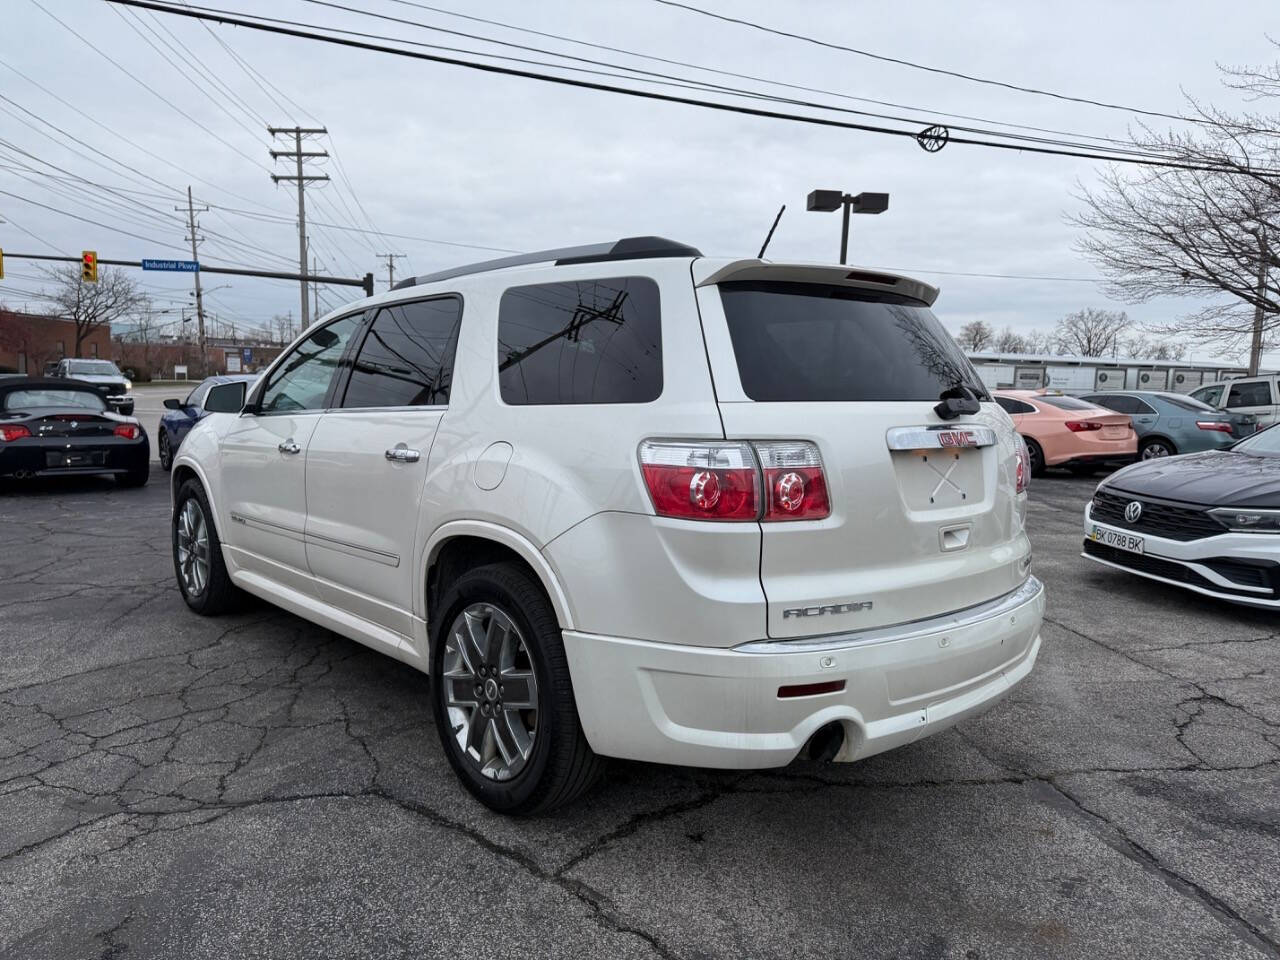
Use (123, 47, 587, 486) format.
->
(806, 190, 890, 264)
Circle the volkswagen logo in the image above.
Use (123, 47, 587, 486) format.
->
(1124, 501, 1143, 523)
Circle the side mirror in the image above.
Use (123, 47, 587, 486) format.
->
(163, 398, 183, 410)
(204, 381, 248, 414)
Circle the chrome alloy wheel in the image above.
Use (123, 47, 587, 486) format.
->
(443, 602, 540, 781)
(176, 498, 210, 596)
(1142, 441, 1173, 459)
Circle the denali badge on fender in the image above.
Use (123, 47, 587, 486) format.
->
(783, 601, 874, 619)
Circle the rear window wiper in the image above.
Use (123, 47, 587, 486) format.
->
(935, 383, 983, 420)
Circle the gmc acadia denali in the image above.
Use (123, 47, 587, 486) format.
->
(170, 236, 1044, 814)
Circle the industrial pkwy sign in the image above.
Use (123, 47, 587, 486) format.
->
(141, 259, 200, 272)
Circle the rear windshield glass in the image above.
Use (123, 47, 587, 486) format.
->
(4, 389, 106, 410)
(717, 281, 988, 402)
(1039, 396, 1100, 410)
(1159, 394, 1216, 412)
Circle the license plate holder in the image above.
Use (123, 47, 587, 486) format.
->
(1090, 525, 1144, 554)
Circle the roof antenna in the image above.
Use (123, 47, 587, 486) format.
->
(756, 204, 785, 259)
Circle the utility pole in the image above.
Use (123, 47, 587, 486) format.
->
(312, 252, 319, 319)
(1249, 227, 1269, 377)
(269, 125, 329, 329)
(377, 252, 406, 290)
(177, 186, 209, 374)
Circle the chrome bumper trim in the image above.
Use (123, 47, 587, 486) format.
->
(735, 576, 1043, 654)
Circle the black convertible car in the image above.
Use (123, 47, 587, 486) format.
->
(0, 378, 150, 486)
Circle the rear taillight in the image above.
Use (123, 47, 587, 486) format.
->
(1064, 420, 1104, 432)
(0, 425, 31, 442)
(638, 439, 830, 522)
(638, 441, 759, 521)
(755, 441, 830, 521)
(113, 424, 140, 440)
(1015, 435, 1030, 494)
(1196, 420, 1233, 433)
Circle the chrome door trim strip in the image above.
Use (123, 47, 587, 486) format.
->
(304, 529, 401, 568)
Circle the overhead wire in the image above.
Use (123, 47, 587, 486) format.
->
(103, 0, 1271, 175)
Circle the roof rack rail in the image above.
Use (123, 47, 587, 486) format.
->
(390, 236, 702, 290)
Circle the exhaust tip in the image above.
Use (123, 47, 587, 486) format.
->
(804, 721, 845, 762)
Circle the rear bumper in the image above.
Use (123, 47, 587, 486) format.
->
(563, 576, 1044, 769)
(0, 436, 148, 478)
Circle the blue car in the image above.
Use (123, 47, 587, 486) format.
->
(158, 374, 257, 471)
(1078, 390, 1258, 460)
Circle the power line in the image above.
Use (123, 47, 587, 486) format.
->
(107, 0, 1268, 175)
(386, 0, 1142, 149)
(293, 0, 1171, 160)
(648, 0, 1205, 124)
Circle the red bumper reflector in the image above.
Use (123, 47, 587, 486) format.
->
(777, 679, 846, 699)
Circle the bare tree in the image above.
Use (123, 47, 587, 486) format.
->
(1124, 333, 1187, 361)
(1054, 308, 1132, 357)
(955, 320, 994, 351)
(992, 327, 1030, 353)
(44, 265, 146, 357)
(1022, 329, 1058, 355)
(1072, 48, 1280, 373)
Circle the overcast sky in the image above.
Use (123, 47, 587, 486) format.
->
(1, 0, 1275, 360)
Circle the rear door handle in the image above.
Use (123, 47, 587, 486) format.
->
(278, 439, 301, 455)
(385, 444, 421, 463)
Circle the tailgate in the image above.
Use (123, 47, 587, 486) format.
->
(693, 267, 1030, 638)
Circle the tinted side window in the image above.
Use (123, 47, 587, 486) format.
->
(259, 314, 360, 413)
(1227, 380, 1272, 408)
(1088, 394, 1139, 414)
(498, 277, 662, 405)
(995, 396, 1034, 415)
(343, 298, 462, 408)
(1193, 385, 1224, 407)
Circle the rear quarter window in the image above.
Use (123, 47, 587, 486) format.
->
(498, 276, 661, 405)
(717, 281, 986, 402)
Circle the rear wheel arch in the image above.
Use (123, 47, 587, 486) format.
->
(1140, 434, 1177, 457)
(424, 526, 574, 636)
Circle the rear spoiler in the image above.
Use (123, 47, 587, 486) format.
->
(695, 259, 939, 307)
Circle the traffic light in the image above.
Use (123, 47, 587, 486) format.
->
(81, 250, 98, 283)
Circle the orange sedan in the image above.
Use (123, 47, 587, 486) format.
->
(994, 390, 1137, 476)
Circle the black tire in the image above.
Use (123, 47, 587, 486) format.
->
(172, 478, 241, 615)
(430, 562, 604, 815)
(1140, 437, 1176, 460)
(158, 430, 172, 471)
(1023, 437, 1046, 477)
(117, 452, 150, 488)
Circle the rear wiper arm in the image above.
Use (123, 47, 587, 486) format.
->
(935, 383, 982, 421)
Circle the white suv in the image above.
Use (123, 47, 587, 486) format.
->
(171, 236, 1045, 814)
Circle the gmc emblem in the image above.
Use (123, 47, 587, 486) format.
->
(783, 601, 874, 619)
(937, 430, 977, 448)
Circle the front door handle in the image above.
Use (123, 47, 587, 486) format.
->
(385, 444, 421, 463)
(278, 439, 301, 455)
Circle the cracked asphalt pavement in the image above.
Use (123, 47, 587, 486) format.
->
(1, 468, 1278, 959)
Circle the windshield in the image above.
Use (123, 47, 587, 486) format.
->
(1159, 394, 1218, 413)
(1231, 425, 1280, 457)
(717, 281, 989, 402)
(4, 389, 106, 411)
(1040, 396, 1102, 411)
(66, 360, 121, 376)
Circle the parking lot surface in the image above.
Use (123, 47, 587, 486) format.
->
(1, 470, 1278, 959)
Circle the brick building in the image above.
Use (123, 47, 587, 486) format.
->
(0, 309, 284, 379)
(0, 309, 112, 374)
